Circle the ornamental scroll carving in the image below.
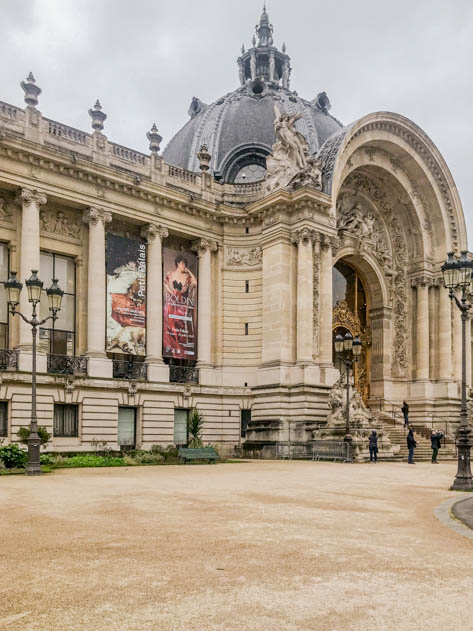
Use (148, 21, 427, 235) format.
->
(312, 236, 320, 358)
(40, 209, 82, 239)
(226, 246, 262, 266)
(337, 173, 408, 377)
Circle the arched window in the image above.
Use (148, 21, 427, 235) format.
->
(224, 148, 268, 183)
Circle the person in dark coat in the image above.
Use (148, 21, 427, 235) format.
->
(369, 430, 378, 462)
(431, 430, 444, 463)
(401, 401, 409, 426)
(407, 428, 417, 464)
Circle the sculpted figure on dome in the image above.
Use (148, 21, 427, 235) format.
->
(273, 104, 308, 169)
(265, 105, 322, 192)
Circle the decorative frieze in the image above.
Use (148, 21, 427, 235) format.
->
(226, 246, 262, 266)
(40, 209, 81, 239)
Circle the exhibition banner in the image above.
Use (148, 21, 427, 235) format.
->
(162, 247, 198, 360)
(106, 233, 146, 356)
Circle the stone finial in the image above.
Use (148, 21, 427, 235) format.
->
(20, 72, 41, 107)
(282, 42, 286, 53)
(88, 100, 107, 132)
(197, 144, 211, 172)
(147, 123, 163, 154)
(241, 43, 245, 54)
(252, 34, 256, 47)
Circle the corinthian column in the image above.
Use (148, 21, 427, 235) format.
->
(291, 228, 315, 364)
(17, 189, 47, 372)
(413, 276, 430, 381)
(319, 235, 334, 367)
(83, 207, 112, 378)
(141, 223, 169, 382)
(192, 238, 217, 368)
(19, 189, 46, 349)
(438, 279, 452, 381)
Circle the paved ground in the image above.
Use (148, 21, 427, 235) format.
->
(1, 461, 473, 631)
(452, 496, 473, 531)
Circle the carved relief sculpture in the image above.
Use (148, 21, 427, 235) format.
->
(40, 209, 81, 239)
(226, 247, 262, 266)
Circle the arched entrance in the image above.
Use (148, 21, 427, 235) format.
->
(332, 260, 371, 402)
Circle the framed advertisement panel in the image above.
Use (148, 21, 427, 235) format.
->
(106, 233, 146, 356)
(162, 247, 198, 360)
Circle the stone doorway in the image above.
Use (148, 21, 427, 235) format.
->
(332, 261, 371, 402)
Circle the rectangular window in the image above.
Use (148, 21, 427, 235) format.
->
(0, 402, 8, 437)
(245, 280, 249, 293)
(0, 244, 9, 349)
(118, 407, 136, 448)
(245, 323, 249, 335)
(241, 409, 251, 438)
(53, 404, 78, 437)
(174, 408, 188, 445)
(40, 252, 76, 356)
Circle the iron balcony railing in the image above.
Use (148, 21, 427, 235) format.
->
(169, 365, 199, 384)
(47, 354, 88, 376)
(0, 349, 18, 371)
(112, 359, 147, 380)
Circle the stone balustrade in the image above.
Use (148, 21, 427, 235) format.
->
(46, 119, 89, 145)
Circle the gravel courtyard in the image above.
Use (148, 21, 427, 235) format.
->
(1, 461, 472, 631)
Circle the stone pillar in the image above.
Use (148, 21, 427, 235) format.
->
(192, 238, 217, 368)
(18, 188, 46, 371)
(413, 276, 430, 381)
(291, 228, 315, 364)
(466, 314, 472, 389)
(141, 223, 169, 382)
(438, 280, 453, 381)
(319, 235, 334, 367)
(83, 207, 112, 378)
(453, 289, 462, 384)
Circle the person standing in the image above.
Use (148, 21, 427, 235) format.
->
(431, 429, 444, 464)
(407, 428, 417, 464)
(401, 401, 409, 426)
(369, 430, 378, 462)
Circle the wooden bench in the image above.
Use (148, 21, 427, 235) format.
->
(179, 447, 219, 464)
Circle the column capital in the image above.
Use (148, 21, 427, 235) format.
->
(290, 227, 317, 246)
(83, 207, 112, 226)
(140, 223, 168, 242)
(19, 188, 47, 207)
(411, 274, 433, 288)
(320, 233, 338, 251)
(191, 238, 218, 256)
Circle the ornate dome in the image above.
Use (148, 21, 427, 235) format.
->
(163, 7, 343, 183)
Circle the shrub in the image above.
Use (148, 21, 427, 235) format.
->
(187, 408, 204, 448)
(163, 444, 179, 460)
(123, 451, 164, 465)
(0, 444, 28, 469)
(60, 454, 125, 468)
(17, 426, 51, 447)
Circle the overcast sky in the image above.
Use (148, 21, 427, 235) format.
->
(2, 0, 472, 247)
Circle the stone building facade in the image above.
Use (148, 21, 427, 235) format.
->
(0, 9, 469, 454)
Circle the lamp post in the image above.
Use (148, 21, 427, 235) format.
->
(441, 250, 473, 491)
(4, 270, 63, 475)
(334, 331, 362, 461)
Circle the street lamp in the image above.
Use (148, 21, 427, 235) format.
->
(334, 330, 362, 461)
(441, 250, 473, 490)
(5, 270, 63, 475)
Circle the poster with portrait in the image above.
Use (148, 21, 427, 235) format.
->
(162, 247, 198, 360)
(106, 233, 146, 356)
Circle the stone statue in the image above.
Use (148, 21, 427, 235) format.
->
(273, 105, 307, 170)
(337, 202, 376, 240)
(250, 51, 256, 80)
(265, 105, 321, 193)
(0, 198, 12, 222)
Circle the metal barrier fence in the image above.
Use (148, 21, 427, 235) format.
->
(276, 441, 351, 462)
(311, 440, 351, 462)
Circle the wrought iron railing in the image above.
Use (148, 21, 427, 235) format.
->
(112, 360, 147, 380)
(47, 354, 88, 376)
(0, 349, 18, 371)
(169, 365, 199, 384)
